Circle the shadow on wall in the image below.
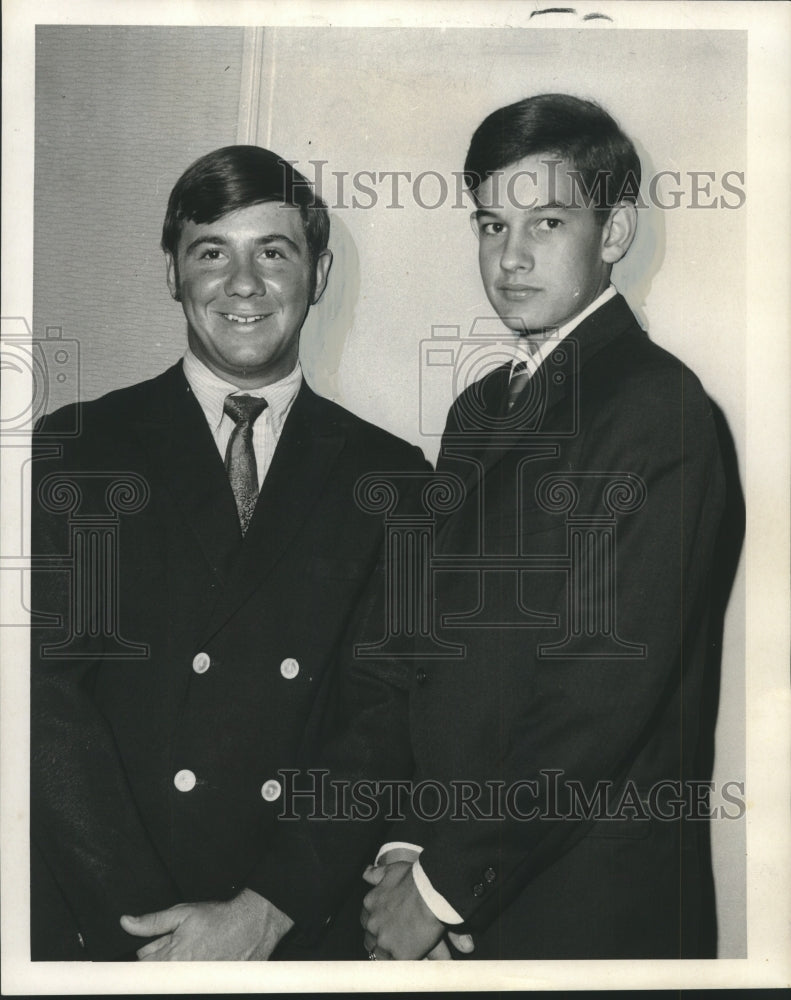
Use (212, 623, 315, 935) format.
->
(300, 212, 360, 405)
(613, 144, 665, 330)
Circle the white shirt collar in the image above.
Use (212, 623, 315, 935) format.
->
(509, 284, 617, 375)
(182, 349, 303, 435)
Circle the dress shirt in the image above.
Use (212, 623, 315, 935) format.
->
(505, 283, 617, 380)
(182, 349, 302, 489)
(375, 283, 621, 928)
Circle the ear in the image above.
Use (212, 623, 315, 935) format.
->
(469, 211, 481, 239)
(600, 202, 638, 265)
(165, 252, 180, 302)
(311, 249, 333, 305)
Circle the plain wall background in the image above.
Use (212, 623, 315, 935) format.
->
(35, 26, 245, 395)
(34, 24, 746, 956)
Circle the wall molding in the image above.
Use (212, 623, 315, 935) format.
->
(236, 26, 276, 146)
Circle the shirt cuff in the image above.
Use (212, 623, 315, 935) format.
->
(375, 841, 424, 865)
(374, 843, 464, 924)
(412, 858, 464, 925)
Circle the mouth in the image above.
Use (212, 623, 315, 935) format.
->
(498, 286, 541, 300)
(220, 312, 271, 325)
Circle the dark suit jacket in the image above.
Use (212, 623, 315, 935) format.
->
(30, 361, 427, 960)
(400, 293, 727, 958)
(255, 294, 728, 960)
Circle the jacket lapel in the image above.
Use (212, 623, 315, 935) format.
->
(437, 363, 509, 483)
(131, 363, 242, 586)
(436, 295, 643, 539)
(197, 382, 346, 644)
(475, 294, 642, 481)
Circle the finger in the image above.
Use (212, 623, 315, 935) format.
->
(365, 944, 393, 961)
(448, 931, 475, 953)
(361, 888, 379, 920)
(425, 940, 452, 960)
(362, 864, 387, 886)
(360, 901, 378, 931)
(121, 907, 184, 938)
(135, 933, 172, 960)
(363, 931, 377, 953)
(137, 947, 171, 961)
(136, 935, 172, 961)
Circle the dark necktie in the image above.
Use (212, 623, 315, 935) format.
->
(505, 360, 532, 411)
(223, 394, 268, 534)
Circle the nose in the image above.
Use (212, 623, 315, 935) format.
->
(500, 230, 534, 273)
(224, 253, 266, 297)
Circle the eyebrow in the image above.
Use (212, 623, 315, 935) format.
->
(534, 200, 574, 211)
(183, 233, 303, 256)
(473, 201, 574, 220)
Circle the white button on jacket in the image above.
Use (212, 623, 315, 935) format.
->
(174, 769, 197, 792)
(192, 652, 210, 674)
(261, 779, 282, 801)
(279, 657, 299, 679)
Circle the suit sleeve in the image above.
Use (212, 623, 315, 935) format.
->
(412, 368, 726, 929)
(30, 430, 181, 960)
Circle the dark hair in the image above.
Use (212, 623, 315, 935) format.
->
(161, 145, 329, 263)
(464, 94, 641, 215)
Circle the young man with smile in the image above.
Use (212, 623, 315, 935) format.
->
(30, 146, 427, 961)
(360, 94, 727, 960)
(167, 201, 331, 388)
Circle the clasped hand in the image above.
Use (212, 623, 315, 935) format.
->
(360, 861, 474, 960)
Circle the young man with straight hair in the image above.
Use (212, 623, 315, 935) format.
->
(360, 93, 727, 960)
(30, 145, 427, 961)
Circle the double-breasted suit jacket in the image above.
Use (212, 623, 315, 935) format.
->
(399, 292, 727, 958)
(30, 361, 427, 959)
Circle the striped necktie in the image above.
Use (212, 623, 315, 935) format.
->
(223, 394, 268, 534)
(505, 360, 532, 411)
